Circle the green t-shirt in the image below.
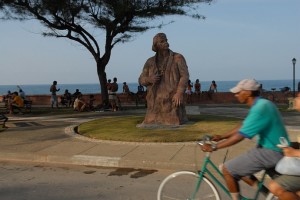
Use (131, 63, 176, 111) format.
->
(239, 97, 290, 152)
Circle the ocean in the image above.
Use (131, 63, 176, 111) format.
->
(1, 79, 300, 96)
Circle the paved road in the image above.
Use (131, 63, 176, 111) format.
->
(0, 105, 299, 170)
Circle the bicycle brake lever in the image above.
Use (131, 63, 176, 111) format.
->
(203, 135, 212, 142)
(279, 137, 288, 147)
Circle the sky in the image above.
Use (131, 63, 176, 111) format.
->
(1, 0, 300, 85)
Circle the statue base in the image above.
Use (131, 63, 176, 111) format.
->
(136, 123, 181, 129)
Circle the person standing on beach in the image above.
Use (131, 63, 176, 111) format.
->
(138, 32, 189, 126)
(109, 77, 118, 111)
(50, 81, 60, 108)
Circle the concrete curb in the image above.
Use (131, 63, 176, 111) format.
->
(0, 151, 197, 170)
(0, 152, 121, 168)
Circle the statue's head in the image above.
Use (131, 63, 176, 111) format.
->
(152, 33, 168, 52)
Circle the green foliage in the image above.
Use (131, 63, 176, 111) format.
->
(0, 0, 212, 44)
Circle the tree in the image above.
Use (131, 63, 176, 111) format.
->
(0, 0, 212, 106)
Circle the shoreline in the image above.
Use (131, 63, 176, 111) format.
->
(1, 79, 299, 96)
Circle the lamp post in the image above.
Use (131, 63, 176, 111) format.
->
(292, 58, 297, 98)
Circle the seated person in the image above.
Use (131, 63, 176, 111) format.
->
(136, 84, 147, 106)
(280, 86, 290, 93)
(17, 85, 26, 100)
(186, 80, 193, 95)
(194, 79, 201, 95)
(71, 89, 81, 106)
(88, 94, 96, 111)
(9, 91, 24, 114)
(209, 80, 217, 93)
(3, 90, 12, 105)
(61, 89, 72, 107)
(268, 146, 300, 200)
(73, 93, 87, 112)
(137, 84, 145, 96)
(268, 93, 300, 200)
(0, 114, 8, 128)
(123, 82, 130, 94)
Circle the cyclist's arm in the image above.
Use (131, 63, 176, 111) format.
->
(202, 132, 244, 152)
(216, 132, 244, 150)
(213, 124, 242, 141)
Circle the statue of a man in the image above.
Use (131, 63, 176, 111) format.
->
(138, 33, 189, 126)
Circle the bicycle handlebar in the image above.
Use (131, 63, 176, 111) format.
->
(197, 135, 215, 156)
(198, 134, 213, 145)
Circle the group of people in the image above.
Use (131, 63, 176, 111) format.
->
(50, 81, 95, 112)
(2, 86, 27, 115)
(186, 79, 218, 96)
(106, 77, 146, 111)
(73, 93, 95, 112)
(185, 79, 217, 103)
(60, 88, 83, 108)
(50, 78, 146, 113)
(107, 77, 119, 111)
(0, 86, 27, 128)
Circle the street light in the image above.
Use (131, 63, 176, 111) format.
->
(292, 58, 297, 98)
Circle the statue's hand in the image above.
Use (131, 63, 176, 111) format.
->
(172, 93, 182, 107)
(148, 74, 161, 84)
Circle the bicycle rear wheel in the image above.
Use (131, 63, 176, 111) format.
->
(157, 171, 220, 200)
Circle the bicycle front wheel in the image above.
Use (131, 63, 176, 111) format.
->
(157, 171, 220, 200)
(266, 193, 278, 200)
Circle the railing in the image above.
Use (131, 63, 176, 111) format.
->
(0, 91, 292, 107)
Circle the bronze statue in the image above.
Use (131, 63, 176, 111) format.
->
(138, 33, 189, 126)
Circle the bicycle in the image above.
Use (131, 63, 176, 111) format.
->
(157, 136, 277, 200)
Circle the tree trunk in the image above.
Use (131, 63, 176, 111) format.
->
(97, 61, 109, 107)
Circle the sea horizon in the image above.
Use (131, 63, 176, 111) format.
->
(1, 79, 300, 96)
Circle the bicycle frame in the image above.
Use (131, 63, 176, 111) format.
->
(191, 151, 268, 200)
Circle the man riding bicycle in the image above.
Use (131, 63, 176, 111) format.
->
(201, 79, 291, 200)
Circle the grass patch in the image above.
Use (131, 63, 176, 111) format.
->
(78, 115, 241, 142)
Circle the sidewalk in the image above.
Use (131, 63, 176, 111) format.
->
(0, 105, 299, 171)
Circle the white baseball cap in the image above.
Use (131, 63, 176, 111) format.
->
(230, 79, 261, 93)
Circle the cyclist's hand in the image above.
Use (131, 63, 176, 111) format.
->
(282, 147, 300, 157)
(211, 135, 222, 142)
(201, 144, 213, 152)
